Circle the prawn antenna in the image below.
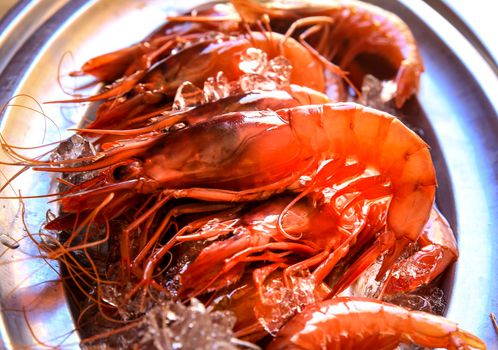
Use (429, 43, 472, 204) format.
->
(277, 190, 309, 241)
(491, 312, 498, 335)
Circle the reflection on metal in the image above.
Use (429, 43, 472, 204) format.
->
(0, 0, 69, 75)
(0, 0, 496, 348)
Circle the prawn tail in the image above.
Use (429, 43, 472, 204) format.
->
(394, 60, 423, 108)
(448, 330, 487, 350)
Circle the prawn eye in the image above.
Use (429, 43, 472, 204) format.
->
(112, 165, 130, 180)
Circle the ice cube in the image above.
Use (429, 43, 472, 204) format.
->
(324, 70, 346, 102)
(51, 134, 95, 162)
(203, 71, 230, 102)
(49, 134, 97, 189)
(384, 286, 446, 316)
(255, 272, 316, 335)
(172, 81, 205, 111)
(350, 258, 384, 298)
(265, 56, 292, 88)
(140, 299, 240, 350)
(240, 74, 277, 92)
(385, 293, 433, 313)
(239, 48, 268, 75)
(361, 74, 396, 114)
(381, 80, 397, 102)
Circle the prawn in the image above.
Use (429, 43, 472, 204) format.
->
(276, 102, 436, 284)
(59, 31, 325, 104)
(232, 0, 424, 108)
(59, 30, 326, 130)
(268, 297, 486, 350)
(29, 103, 434, 299)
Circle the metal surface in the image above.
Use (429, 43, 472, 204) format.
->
(0, 0, 69, 75)
(0, 0, 496, 349)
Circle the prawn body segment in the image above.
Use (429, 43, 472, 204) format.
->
(45, 103, 435, 284)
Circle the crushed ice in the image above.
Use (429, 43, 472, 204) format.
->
(139, 299, 244, 350)
(239, 48, 268, 75)
(239, 49, 292, 92)
(384, 286, 446, 315)
(172, 48, 292, 112)
(361, 74, 396, 114)
(350, 246, 447, 316)
(173, 82, 206, 111)
(203, 72, 230, 103)
(239, 74, 277, 92)
(349, 258, 385, 298)
(266, 56, 292, 85)
(255, 271, 316, 335)
(50, 134, 95, 165)
(81, 299, 256, 350)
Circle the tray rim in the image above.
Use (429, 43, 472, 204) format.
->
(0, 0, 496, 348)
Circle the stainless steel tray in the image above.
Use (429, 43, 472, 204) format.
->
(0, 0, 496, 349)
